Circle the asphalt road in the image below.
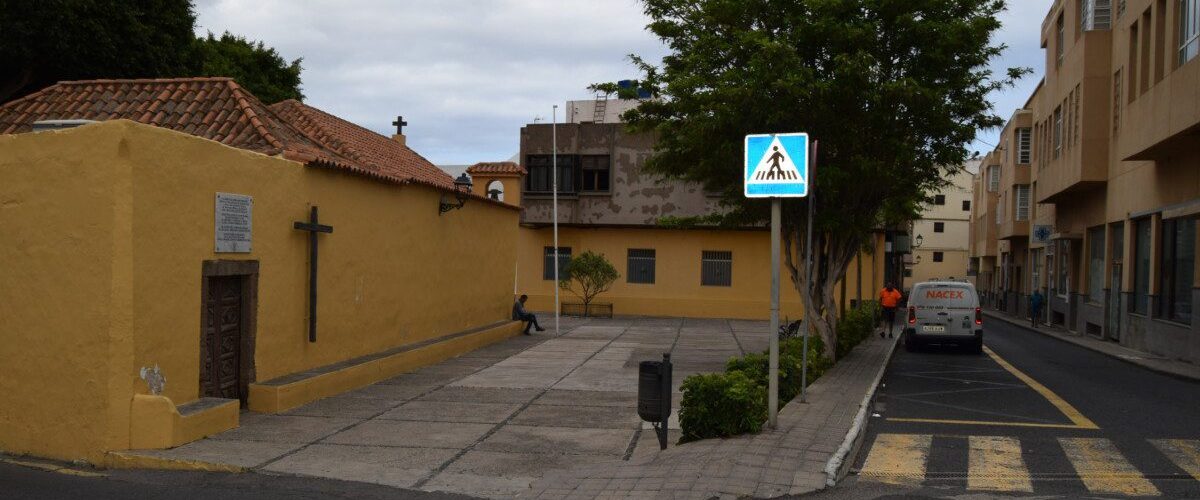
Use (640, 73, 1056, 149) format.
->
(806, 317, 1200, 499)
(0, 460, 475, 500)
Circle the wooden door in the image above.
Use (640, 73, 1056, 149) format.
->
(201, 275, 243, 401)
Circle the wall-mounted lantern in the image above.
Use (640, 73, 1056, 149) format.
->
(914, 234, 924, 248)
(439, 173, 473, 215)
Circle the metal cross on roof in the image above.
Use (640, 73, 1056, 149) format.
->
(392, 116, 408, 135)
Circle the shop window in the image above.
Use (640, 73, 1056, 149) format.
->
(1088, 226, 1106, 303)
(1133, 219, 1152, 314)
(1159, 218, 1196, 323)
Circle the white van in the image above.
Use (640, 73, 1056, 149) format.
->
(904, 280, 983, 353)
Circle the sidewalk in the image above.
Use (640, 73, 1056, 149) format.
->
(983, 310, 1200, 382)
(524, 333, 899, 500)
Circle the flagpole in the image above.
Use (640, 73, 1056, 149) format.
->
(552, 104, 560, 335)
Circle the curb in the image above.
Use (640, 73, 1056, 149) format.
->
(982, 310, 1200, 383)
(103, 451, 246, 473)
(822, 332, 900, 487)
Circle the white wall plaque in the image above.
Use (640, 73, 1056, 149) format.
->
(215, 192, 252, 253)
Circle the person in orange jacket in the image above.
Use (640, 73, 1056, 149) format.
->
(879, 283, 903, 338)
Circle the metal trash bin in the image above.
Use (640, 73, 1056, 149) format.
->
(637, 353, 672, 449)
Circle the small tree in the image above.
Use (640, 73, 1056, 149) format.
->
(559, 251, 619, 315)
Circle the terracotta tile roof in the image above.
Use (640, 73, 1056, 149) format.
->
(270, 99, 453, 189)
(0, 77, 516, 210)
(466, 161, 526, 176)
(0, 77, 344, 165)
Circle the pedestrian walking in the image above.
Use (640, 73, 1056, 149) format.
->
(1030, 289, 1045, 328)
(879, 283, 903, 338)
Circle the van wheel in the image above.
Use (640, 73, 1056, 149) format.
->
(904, 333, 918, 352)
(970, 338, 984, 355)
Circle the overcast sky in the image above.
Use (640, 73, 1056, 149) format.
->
(194, 0, 1052, 167)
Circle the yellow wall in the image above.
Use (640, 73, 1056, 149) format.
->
(0, 121, 519, 462)
(516, 226, 881, 320)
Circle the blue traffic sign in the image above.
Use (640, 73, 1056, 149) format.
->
(744, 133, 809, 198)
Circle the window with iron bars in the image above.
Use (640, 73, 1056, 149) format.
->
(701, 250, 732, 287)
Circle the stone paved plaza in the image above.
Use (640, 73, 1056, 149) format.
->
(133, 315, 772, 497)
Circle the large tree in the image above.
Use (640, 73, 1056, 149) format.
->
(0, 0, 198, 103)
(610, 0, 1024, 360)
(195, 31, 304, 103)
(0, 0, 303, 105)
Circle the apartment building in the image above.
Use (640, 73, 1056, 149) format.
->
(909, 160, 977, 286)
(970, 0, 1200, 364)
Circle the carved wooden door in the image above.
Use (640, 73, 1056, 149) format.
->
(201, 275, 243, 401)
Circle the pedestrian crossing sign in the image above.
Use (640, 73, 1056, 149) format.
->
(744, 133, 809, 198)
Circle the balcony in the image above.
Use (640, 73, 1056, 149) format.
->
(1035, 30, 1113, 203)
(1120, 56, 1200, 161)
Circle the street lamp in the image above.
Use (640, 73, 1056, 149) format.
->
(914, 234, 924, 248)
(439, 173, 473, 215)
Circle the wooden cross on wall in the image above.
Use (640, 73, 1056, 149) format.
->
(392, 116, 407, 135)
(294, 206, 333, 342)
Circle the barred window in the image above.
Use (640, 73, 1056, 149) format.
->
(543, 246, 571, 280)
(627, 249, 656, 284)
(1017, 128, 1032, 164)
(701, 251, 732, 287)
(1016, 185, 1031, 221)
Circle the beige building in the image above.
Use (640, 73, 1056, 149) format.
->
(970, 0, 1200, 365)
(909, 160, 977, 285)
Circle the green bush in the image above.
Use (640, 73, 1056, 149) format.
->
(836, 302, 879, 358)
(678, 371, 767, 443)
(678, 306, 881, 443)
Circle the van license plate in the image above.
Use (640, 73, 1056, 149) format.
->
(923, 325, 946, 333)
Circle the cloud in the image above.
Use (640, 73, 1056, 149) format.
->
(194, 0, 667, 164)
(194, 0, 1054, 164)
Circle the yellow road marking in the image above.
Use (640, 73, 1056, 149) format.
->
(859, 433, 932, 487)
(968, 436, 1033, 492)
(983, 346, 1099, 430)
(1151, 439, 1200, 481)
(887, 417, 1085, 429)
(1059, 438, 1160, 496)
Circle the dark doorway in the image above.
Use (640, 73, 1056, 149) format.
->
(200, 261, 258, 406)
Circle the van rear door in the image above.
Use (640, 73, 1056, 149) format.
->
(912, 284, 976, 336)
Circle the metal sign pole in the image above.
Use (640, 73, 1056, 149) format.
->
(768, 198, 781, 428)
(801, 140, 817, 403)
(552, 105, 560, 335)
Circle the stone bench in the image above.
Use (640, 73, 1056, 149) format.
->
(247, 320, 523, 413)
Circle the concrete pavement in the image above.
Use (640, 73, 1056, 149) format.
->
(124, 315, 770, 498)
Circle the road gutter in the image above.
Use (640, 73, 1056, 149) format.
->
(823, 331, 900, 487)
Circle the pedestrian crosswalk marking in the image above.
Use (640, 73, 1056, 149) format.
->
(858, 434, 1195, 495)
(1152, 439, 1200, 481)
(968, 436, 1033, 492)
(859, 433, 931, 486)
(1059, 437, 1161, 496)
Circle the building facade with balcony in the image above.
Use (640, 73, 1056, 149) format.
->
(970, 0, 1200, 364)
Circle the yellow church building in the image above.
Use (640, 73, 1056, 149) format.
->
(0, 78, 523, 464)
